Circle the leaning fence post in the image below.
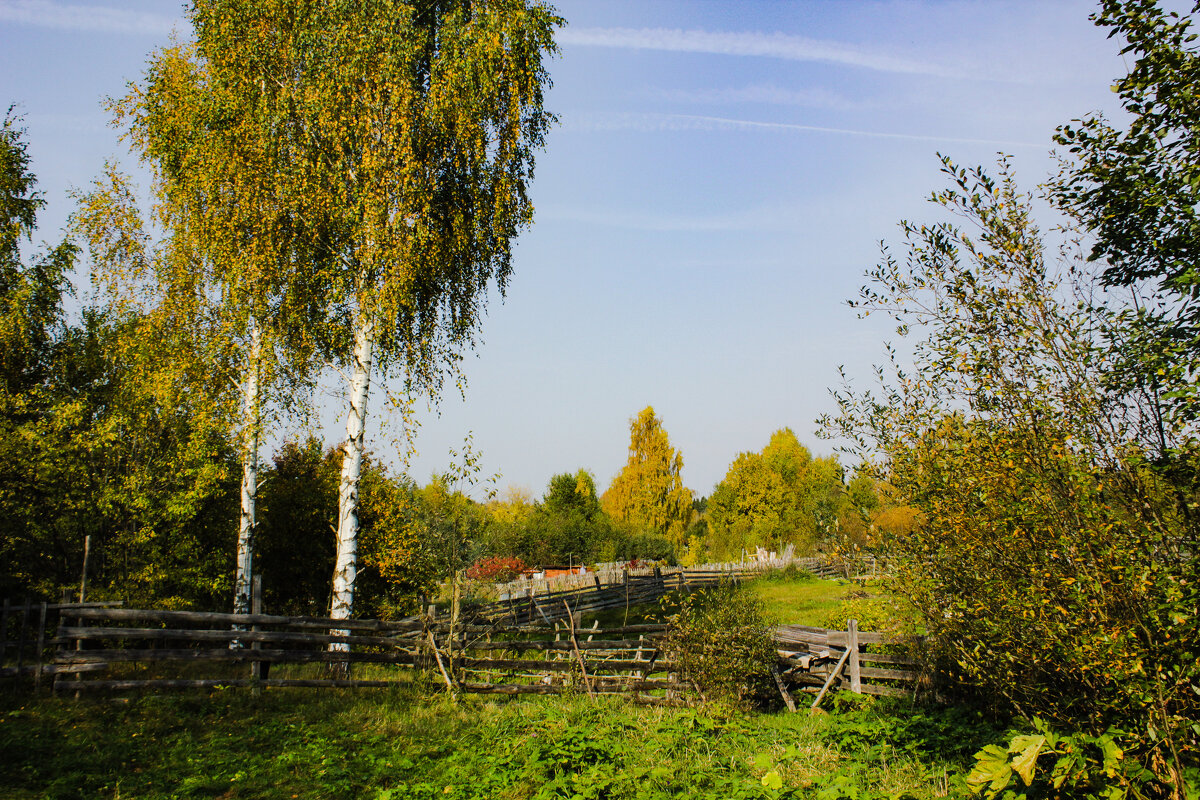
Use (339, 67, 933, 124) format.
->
(847, 618, 861, 694)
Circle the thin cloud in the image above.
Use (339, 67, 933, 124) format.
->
(648, 85, 884, 112)
(562, 111, 1045, 150)
(0, 0, 182, 36)
(558, 27, 959, 78)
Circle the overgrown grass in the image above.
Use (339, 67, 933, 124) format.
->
(0, 685, 1005, 799)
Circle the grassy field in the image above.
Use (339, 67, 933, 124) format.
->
(0, 682, 1003, 800)
(747, 568, 913, 632)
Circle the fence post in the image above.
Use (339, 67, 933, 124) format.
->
(847, 618, 861, 694)
(250, 575, 263, 684)
(0, 597, 8, 666)
(34, 602, 47, 692)
(15, 597, 29, 678)
(78, 534, 91, 603)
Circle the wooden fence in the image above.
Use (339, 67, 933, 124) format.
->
(5, 556, 912, 705)
(42, 604, 920, 707)
(487, 554, 877, 600)
(435, 556, 874, 626)
(773, 621, 924, 707)
(1, 598, 125, 689)
(47, 603, 684, 700)
(447, 566, 751, 626)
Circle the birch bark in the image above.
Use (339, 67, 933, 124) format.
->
(329, 315, 374, 643)
(233, 316, 262, 619)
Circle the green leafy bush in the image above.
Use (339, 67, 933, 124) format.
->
(665, 582, 778, 707)
(966, 720, 1170, 800)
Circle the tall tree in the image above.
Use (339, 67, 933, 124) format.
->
(272, 0, 561, 624)
(112, 9, 326, 615)
(602, 406, 693, 545)
(825, 157, 1198, 786)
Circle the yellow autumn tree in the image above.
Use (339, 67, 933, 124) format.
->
(601, 406, 693, 546)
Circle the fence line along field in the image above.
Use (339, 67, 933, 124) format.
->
(0, 558, 918, 706)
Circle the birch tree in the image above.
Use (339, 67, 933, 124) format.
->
(111, 18, 323, 616)
(272, 0, 561, 624)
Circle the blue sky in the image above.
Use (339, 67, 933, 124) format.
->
(0, 0, 1139, 499)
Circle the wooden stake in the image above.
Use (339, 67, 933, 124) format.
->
(250, 575, 263, 684)
(771, 664, 797, 713)
(34, 602, 47, 692)
(848, 619, 861, 694)
(78, 535, 91, 604)
(427, 629, 456, 698)
(563, 601, 593, 698)
(1, 597, 9, 666)
(810, 648, 851, 712)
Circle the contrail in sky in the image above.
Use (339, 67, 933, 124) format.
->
(564, 111, 1046, 150)
(0, 0, 181, 35)
(557, 27, 960, 78)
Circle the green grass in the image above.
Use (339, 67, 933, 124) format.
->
(0, 682, 1004, 799)
(750, 571, 850, 626)
(746, 569, 917, 633)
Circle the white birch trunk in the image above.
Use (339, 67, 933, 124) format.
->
(329, 316, 374, 650)
(233, 317, 262, 620)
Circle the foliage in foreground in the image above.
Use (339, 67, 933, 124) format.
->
(966, 719, 1195, 800)
(825, 155, 1199, 787)
(0, 686, 1010, 800)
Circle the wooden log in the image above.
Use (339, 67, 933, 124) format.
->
(460, 682, 564, 695)
(856, 651, 918, 666)
(810, 647, 851, 711)
(859, 666, 918, 682)
(448, 638, 656, 652)
(454, 657, 675, 674)
(848, 619, 861, 694)
(62, 678, 407, 692)
(772, 665, 797, 713)
(827, 631, 918, 646)
(70, 607, 422, 633)
(1, 662, 109, 677)
(57, 627, 409, 649)
(563, 602, 593, 697)
(55, 649, 417, 666)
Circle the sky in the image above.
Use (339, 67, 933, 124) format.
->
(0, 0, 1144, 499)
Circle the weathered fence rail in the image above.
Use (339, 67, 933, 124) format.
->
(1, 599, 124, 686)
